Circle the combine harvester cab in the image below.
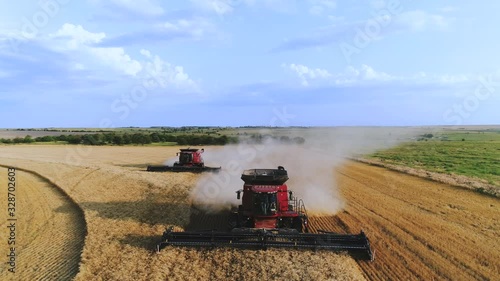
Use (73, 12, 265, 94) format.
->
(157, 166, 374, 261)
(233, 166, 308, 231)
(146, 148, 221, 173)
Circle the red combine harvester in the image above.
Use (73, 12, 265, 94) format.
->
(147, 148, 221, 172)
(156, 166, 374, 260)
(229, 166, 308, 231)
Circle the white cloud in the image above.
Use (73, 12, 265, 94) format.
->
(252, 0, 298, 13)
(283, 63, 332, 86)
(274, 9, 453, 52)
(159, 18, 214, 40)
(345, 64, 393, 82)
(309, 0, 336, 15)
(89, 0, 164, 16)
(191, 0, 234, 15)
(50, 23, 106, 49)
(411, 72, 478, 86)
(283, 63, 396, 86)
(48, 24, 142, 76)
(140, 49, 198, 92)
(190, 0, 296, 15)
(90, 47, 142, 76)
(140, 49, 151, 58)
(396, 10, 451, 31)
(284, 63, 477, 89)
(44, 23, 198, 91)
(438, 74, 470, 84)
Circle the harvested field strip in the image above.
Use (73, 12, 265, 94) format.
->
(335, 161, 500, 281)
(0, 166, 86, 281)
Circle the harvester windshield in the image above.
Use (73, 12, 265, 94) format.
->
(253, 193, 277, 216)
(179, 153, 192, 164)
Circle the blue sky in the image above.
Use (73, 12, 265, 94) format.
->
(0, 0, 499, 127)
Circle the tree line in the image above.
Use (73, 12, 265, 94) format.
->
(0, 132, 235, 146)
(0, 133, 306, 146)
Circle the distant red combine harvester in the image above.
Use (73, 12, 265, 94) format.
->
(146, 148, 221, 173)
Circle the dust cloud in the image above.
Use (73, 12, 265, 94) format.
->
(189, 127, 424, 215)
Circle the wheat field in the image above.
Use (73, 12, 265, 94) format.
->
(0, 145, 365, 281)
(0, 144, 498, 280)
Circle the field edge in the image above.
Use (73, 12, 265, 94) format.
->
(0, 164, 88, 280)
(350, 157, 499, 198)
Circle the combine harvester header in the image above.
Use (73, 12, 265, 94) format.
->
(157, 166, 374, 260)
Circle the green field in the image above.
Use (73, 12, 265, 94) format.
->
(370, 130, 500, 186)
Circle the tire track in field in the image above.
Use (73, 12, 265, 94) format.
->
(334, 161, 500, 281)
(0, 166, 86, 281)
(340, 167, 495, 280)
(335, 169, 460, 279)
